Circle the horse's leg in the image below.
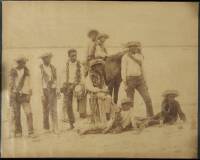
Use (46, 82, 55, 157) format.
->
(107, 81, 114, 96)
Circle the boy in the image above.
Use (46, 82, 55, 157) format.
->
(60, 49, 83, 130)
(95, 33, 109, 59)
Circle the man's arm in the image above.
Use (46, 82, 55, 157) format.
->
(132, 53, 144, 66)
(9, 68, 17, 93)
(87, 42, 97, 60)
(176, 101, 186, 122)
(121, 55, 127, 83)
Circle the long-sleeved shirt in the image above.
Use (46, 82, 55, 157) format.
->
(9, 67, 31, 94)
(95, 43, 108, 58)
(40, 64, 57, 89)
(121, 53, 144, 82)
(161, 99, 186, 122)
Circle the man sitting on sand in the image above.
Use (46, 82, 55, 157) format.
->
(77, 98, 141, 135)
(152, 90, 186, 125)
(129, 90, 187, 130)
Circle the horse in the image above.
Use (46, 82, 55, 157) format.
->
(104, 52, 126, 103)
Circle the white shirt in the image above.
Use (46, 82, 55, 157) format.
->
(68, 61, 77, 83)
(120, 107, 135, 129)
(15, 68, 31, 94)
(41, 64, 56, 89)
(121, 53, 144, 81)
(95, 44, 107, 58)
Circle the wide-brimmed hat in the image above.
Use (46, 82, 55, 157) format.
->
(124, 41, 141, 48)
(15, 57, 28, 63)
(89, 59, 105, 68)
(121, 98, 133, 105)
(97, 33, 109, 39)
(87, 29, 99, 37)
(162, 90, 179, 97)
(39, 52, 53, 59)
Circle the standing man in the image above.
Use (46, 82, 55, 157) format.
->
(39, 53, 59, 134)
(9, 57, 34, 137)
(95, 33, 109, 59)
(84, 29, 99, 77)
(60, 49, 84, 130)
(121, 41, 154, 117)
(87, 29, 99, 62)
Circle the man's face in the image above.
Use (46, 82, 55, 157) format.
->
(99, 37, 106, 44)
(43, 57, 51, 65)
(129, 46, 140, 54)
(91, 75, 101, 87)
(89, 33, 98, 41)
(166, 95, 175, 102)
(17, 61, 26, 69)
(121, 103, 132, 111)
(69, 52, 77, 62)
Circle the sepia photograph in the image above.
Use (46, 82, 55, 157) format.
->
(1, 1, 198, 158)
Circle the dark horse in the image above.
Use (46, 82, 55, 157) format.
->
(104, 52, 126, 103)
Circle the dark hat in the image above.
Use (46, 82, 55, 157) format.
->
(89, 59, 105, 68)
(162, 90, 179, 97)
(15, 57, 28, 63)
(39, 52, 53, 59)
(121, 98, 132, 105)
(124, 41, 141, 48)
(88, 29, 99, 37)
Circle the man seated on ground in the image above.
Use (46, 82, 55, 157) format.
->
(77, 97, 145, 135)
(151, 90, 186, 125)
(126, 90, 187, 130)
(77, 59, 117, 135)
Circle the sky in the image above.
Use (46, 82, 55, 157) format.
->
(2, 2, 198, 107)
(3, 1, 198, 48)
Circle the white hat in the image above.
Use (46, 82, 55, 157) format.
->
(162, 90, 179, 97)
(124, 41, 141, 48)
(15, 57, 28, 63)
(39, 52, 53, 59)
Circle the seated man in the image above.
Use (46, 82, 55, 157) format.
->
(124, 90, 187, 131)
(151, 90, 186, 125)
(85, 59, 112, 122)
(77, 59, 117, 135)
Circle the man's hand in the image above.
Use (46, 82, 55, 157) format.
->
(158, 120, 164, 128)
(56, 89, 61, 99)
(29, 89, 32, 96)
(123, 81, 128, 90)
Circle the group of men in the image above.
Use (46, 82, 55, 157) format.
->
(8, 29, 186, 138)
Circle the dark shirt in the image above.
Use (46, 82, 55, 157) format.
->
(161, 99, 186, 124)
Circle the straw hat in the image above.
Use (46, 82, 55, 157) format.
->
(89, 59, 105, 68)
(15, 57, 28, 63)
(97, 33, 109, 39)
(121, 98, 133, 105)
(39, 52, 53, 59)
(124, 41, 141, 48)
(162, 90, 179, 97)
